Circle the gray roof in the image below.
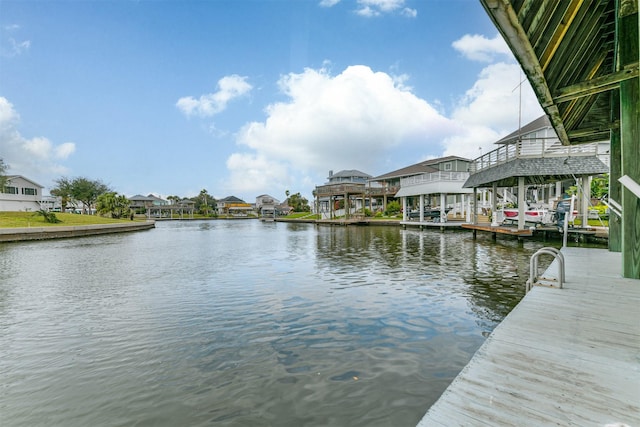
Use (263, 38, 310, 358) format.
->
(6, 175, 44, 188)
(329, 170, 371, 179)
(220, 195, 246, 203)
(129, 194, 154, 201)
(495, 115, 551, 145)
(463, 156, 609, 188)
(371, 156, 470, 181)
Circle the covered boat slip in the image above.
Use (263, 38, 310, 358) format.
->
(417, 247, 640, 426)
(473, 0, 638, 277)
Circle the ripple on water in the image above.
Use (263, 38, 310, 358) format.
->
(0, 222, 557, 427)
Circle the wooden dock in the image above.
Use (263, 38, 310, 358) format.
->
(417, 247, 640, 426)
(461, 223, 534, 237)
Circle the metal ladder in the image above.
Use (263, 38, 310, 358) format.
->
(526, 247, 565, 293)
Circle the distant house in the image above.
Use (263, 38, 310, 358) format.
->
(314, 169, 375, 219)
(372, 156, 474, 222)
(128, 194, 195, 219)
(128, 194, 156, 213)
(218, 196, 253, 216)
(255, 194, 280, 217)
(0, 175, 44, 212)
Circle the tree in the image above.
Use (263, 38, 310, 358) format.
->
(0, 158, 7, 191)
(591, 174, 609, 199)
(385, 200, 401, 216)
(192, 189, 217, 216)
(52, 177, 110, 214)
(287, 192, 310, 212)
(70, 177, 110, 214)
(167, 195, 180, 205)
(96, 192, 131, 219)
(51, 177, 74, 212)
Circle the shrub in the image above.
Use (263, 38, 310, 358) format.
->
(34, 209, 61, 223)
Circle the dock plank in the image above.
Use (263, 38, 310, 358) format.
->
(417, 247, 640, 427)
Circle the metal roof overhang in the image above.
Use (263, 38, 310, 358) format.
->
(463, 156, 609, 188)
(480, 0, 637, 146)
(395, 181, 474, 198)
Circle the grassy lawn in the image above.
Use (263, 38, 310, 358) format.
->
(0, 211, 135, 228)
(284, 212, 319, 219)
(571, 218, 609, 227)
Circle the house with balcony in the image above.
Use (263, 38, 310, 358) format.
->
(314, 170, 377, 219)
(371, 156, 474, 223)
(217, 196, 253, 217)
(0, 175, 44, 212)
(255, 194, 280, 218)
(463, 115, 609, 229)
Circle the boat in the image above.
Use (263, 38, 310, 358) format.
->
(502, 207, 551, 223)
(408, 207, 452, 222)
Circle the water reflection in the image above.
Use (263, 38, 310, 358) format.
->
(0, 221, 556, 427)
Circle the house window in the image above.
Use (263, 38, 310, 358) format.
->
(22, 187, 37, 196)
(444, 163, 452, 171)
(4, 186, 18, 194)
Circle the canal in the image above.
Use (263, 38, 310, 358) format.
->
(1, 220, 553, 426)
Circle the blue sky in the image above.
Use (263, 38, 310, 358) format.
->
(0, 0, 543, 202)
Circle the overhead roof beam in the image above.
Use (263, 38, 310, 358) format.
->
(553, 63, 639, 103)
(481, 0, 571, 145)
(539, 0, 584, 72)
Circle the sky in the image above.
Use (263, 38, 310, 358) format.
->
(0, 0, 544, 202)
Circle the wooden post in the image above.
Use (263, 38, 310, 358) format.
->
(491, 182, 498, 225)
(518, 177, 526, 230)
(419, 194, 425, 223)
(619, 0, 639, 278)
(609, 126, 622, 251)
(473, 188, 478, 225)
(581, 176, 590, 227)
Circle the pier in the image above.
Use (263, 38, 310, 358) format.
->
(417, 247, 640, 426)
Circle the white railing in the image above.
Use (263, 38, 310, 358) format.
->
(526, 247, 565, 293)
(400, 171, 470, 187)
(470, 140, 600, 174)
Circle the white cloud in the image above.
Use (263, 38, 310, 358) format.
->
(355, 0, 416, 17)
(401, 7, 417, 18)
(222, 33, 544, 198)
(55, 142, 76, 159)
(452, 34, 512, 62)
(1, 24, 30, 57)
(319, 0, 341, 7)
(227, 65, 455, 194)
(442, 62, 543, 159)
(0, 97, 75, 182)
(176, 74, 252, 117)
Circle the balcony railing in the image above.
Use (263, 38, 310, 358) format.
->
(470, 140, 601, 174)
(315, 183, 400, 197)
(400, 171, 470, 187)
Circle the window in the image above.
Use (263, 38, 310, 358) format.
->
(4, 186, 18, 194)
(444, 162, 452, 171)
(22, 187, 37, 196)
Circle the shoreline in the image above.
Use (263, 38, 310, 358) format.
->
(0, 220, 156, 243)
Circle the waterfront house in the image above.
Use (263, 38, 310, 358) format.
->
(371, 156, 474, 223)
(217, 196, 253, 217)
(0, 175, 44, 212)
(314, 170, 374, 220)
(255, 194, 280, 217)
(463, 115, 609, 228)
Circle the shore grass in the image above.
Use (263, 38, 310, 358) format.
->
(0, 211, 135, 228)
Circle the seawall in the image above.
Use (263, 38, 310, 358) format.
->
(0, 221, 156, 243)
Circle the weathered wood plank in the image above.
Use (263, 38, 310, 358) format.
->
(417, 247, 640, 427)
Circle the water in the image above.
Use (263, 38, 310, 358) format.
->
(0, 220, 553, 426)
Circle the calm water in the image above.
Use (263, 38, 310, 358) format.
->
(0, 220, 553, 426)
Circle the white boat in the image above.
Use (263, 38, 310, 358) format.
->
(502, 207, 549, 223)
